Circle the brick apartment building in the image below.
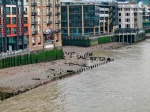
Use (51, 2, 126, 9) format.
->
(0, 0, 29, 52)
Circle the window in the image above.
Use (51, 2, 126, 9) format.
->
(125, 13, 130, 16)
(119, 24, 121, 28)
(126, 24, 130, 28)
(119, 13, 121, 16)
(24, 7, 28, 15)
(125, 19, 130, 22)
(32, 36, 35, 45)
(119, 19, 121, 22)
(6, 7, 10, 15)
(12, 27, 17, 34)
(6, 17, 11, 24)
(12, 7, 16, 15)
(134, 12, 137, 16)
(38, 36, 41, 44)
(7, 28, 11, 34)
(24, 27, 28, 33)
(24, 17, 28, 24)
(12, 17, 16, 24)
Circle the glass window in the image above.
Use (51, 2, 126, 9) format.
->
(24, 17, 28, 24)
(38, 36, 41, 44)
(12, 27, 17, 34)
(24, 7, 28, 14)
(7, 28, 11, 34)
(6, 7, 10, 15)
(12, 7, 16, 15)
(6, 17, 11, 24)
(12, 17, 16, 24)
(24, 27, 28, 33)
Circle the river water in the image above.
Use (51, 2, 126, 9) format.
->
(1, 40, 150, 112)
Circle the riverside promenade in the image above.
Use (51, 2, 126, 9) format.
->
(0, 42, 129, 100)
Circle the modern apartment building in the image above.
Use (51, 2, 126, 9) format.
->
(0, 0, 29, 52)
(143, 5, 150, 28)
(61, 1, 118, 37)
(29, 0, 61, 51)
(118, 2, 143, 29)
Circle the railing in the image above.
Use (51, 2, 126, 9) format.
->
(89, 33, 114, 38)
(32, 30, 38, 35)
(47, 21, 52, 25)
(55, 4, 60, 7)
(31, 12, 36, 16)
(45, 39, 54, 44)
(0, 49, 29, 59)
(31, 21, 37, 25)
(31, 3, 37, 7)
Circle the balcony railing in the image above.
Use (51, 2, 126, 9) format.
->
(31, 12, 37, 16)
(56, 29, 61, 33)
(55, 4, 60, 7)
(55, 20, 61, 24)
(47, 21, 52, 25)
(46, 3, 52, 7)
(31, 3, 37, 7)
(55, 12, 60, 16)
(32, 30, 38, 35)
(46, 12, 52, 16)
(31, 21, 37, 25)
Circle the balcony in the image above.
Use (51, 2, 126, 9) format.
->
(55, 4, 60, 7)
(43, 30, 55, 36)
(46, 3, 52, 7)
(47, 21, 52, 25)
(46, 12, 52, 16)
(31, 3, 37, 7)
(31, 21, 37, 25)
(32, 30, 38, 35)
(56, 29, 61, 33)
(55, 20, 61, 24)
(55, 12, 60, 16)
(31, 12, 37, 16)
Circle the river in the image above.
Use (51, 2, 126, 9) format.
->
(0, 40, 150, 112)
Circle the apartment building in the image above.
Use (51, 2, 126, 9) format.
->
(118, 2, 143, 29)
(143, 5, 150, 28)
(0, 0, 29, 52)
(61, 1, 118, 37)
(29, 0, 61, 51)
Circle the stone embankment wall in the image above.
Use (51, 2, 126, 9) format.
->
(0, 49, 63, 69)
(62, 36, 113, 47)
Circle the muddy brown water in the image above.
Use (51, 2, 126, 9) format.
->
(1, 40, 150, 112)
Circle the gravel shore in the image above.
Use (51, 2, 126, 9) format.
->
(0, 42, 128, 95)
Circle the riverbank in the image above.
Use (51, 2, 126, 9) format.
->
(0, 42, 129, 100)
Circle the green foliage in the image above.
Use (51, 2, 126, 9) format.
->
(0, 49, 63, 69)
(97, 36, 112, 44)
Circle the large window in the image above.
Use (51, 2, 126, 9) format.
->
(6, 17, 11, 24)
(12, 7, 16, 15)
(12, 17, 16, 24)
(24, 17, 28, 24)
(12, 27, 17, 34)
(6, 7, 10, 15)
(7, 28, 11, 34)
(24, 27, 28, 33)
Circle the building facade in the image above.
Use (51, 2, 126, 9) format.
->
(29, 0, 61, 51)
(0, 0, 29, 52)
(118, 2, 143, 29)
(143, 5, 150, 28)
(61, 1, 118, 38)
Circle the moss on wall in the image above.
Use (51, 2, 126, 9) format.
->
(0, 49, 63, 69)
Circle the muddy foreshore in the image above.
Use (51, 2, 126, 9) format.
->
(0, 42, 129, 100)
